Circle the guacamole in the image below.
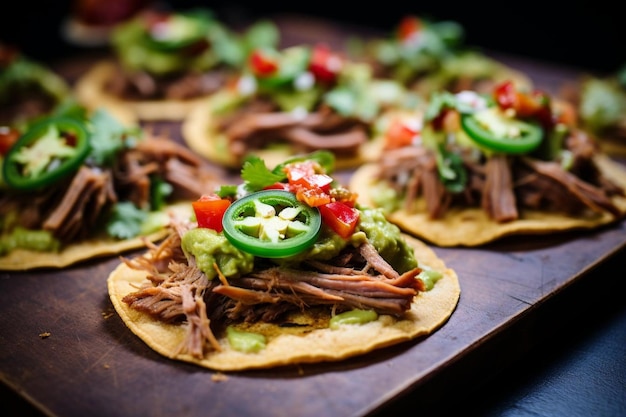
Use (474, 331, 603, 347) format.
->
(181, 227, 254, 280)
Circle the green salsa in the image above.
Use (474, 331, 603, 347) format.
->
(329, 309, 378, 329)
(226, 326, 266, 353)
(356, 207, 418, 273)
(0, 226, 60, 255)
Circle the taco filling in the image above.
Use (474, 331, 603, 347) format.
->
(108, 152, 460, 371)
(350, 80, 626, 246)
(347, 15, 532, 97)
(182, 43, 417, 169)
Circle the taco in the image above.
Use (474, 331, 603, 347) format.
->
(107, 151, 460, 371)
(74, 8, 279, 121)
(181, 43, 418, 170)
(350, 80, 626, 247)
(347, 15, 532, 97)
(0, 101, 222, 270)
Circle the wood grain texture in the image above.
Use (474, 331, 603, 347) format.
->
(1, 14, 625, 417)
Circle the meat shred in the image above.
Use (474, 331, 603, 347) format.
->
(375, 132, 624, 222)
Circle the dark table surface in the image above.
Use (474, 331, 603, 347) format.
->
(2, 12, 626, 417)
(3, 246, 625, 417)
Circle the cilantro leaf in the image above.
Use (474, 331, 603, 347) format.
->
(216, 184, 239, 198)
(240, 156, 286, 191)
(106, 202, 148, 239)
(87, 109, 141, 166)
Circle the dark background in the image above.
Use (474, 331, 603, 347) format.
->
(1, 0, 625, 74)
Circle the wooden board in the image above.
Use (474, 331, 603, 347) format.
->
(1, 15, 625, 417)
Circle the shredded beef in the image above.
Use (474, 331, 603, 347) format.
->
(216, 99, 370, 163)
(481, 155, 518, 222)
(518, 158, 622, 216)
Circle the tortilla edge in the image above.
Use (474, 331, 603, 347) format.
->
(107, 234, 461, 372)
(0, 202, 193, 271)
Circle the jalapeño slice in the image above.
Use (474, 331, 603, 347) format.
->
(222, 190, 321, 258)
(2, 116, 90, 190)
(461, 108, 543, 154)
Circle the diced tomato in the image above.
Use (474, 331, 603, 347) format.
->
(295, 186, 332, 207)
(309, 44, 342, 84)
(291, 173, 333, 193)
(143, 10, 171, 31)
(0, 126, 20, 156)
(384, 116, 420, 149)
(397, 16, 422, 42)
(192, 194, 231, 232)
(319, 201, 359, 239)
(284, 160, 333, 205)
(249, 49, 279, 77)
(494, 81, 553, 128)
(284, 160, 318, 181)
(552, 99, 578, 127)
(493, 80, 517, 110)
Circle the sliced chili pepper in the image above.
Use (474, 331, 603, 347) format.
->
(461, 111, 543, 154)
(2, 116, 90, 190)
(222, 190, 321, 258)
(192, 194, 231, 232)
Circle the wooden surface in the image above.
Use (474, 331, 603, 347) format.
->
(1, 15, 625, 417)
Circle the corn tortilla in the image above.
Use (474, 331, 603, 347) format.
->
(107, 234, 460, 371)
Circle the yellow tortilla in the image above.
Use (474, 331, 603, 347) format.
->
(0, 202, 192, 271)
(181, 97, 386, 170)
(107, 234, 460, 371)
(350, 154, 626, 247)
(74, 60, 210, 121)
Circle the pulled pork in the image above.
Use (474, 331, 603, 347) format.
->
(0, 129, 221, 244)
(375, 130, 624, 222)
(121, 218, 425, 359)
